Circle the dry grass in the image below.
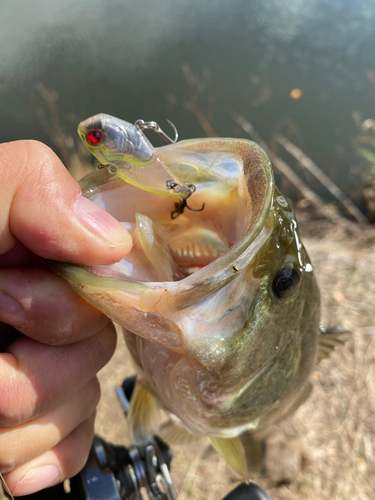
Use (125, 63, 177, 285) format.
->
(94, 220, 375, 500)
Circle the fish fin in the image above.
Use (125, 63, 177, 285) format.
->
(127, 380, 162, 444)
(277, 381, 313, 422)
(159, 420, 202, 445)
(240, 433, 263, 472)
(209, 436, 248, 479)
(318, 325, 350, 363)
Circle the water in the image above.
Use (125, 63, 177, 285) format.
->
(1, 0, 374, 199)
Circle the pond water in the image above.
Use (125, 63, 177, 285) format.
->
(1, 0, 374, 203)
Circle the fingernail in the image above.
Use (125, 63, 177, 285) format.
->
(0, 290, 27, 328)
(74, 195, 131, 245)
(12, 465, 60, 496)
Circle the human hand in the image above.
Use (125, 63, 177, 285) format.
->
(0, 140, 132, 496)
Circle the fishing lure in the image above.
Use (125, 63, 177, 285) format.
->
(79, 115, 191, 198)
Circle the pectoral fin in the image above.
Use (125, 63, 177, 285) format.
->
(127, 381, 163, 444)
(318, 325, 350, 362)
(159, 420, 202, 445)
(209, 436, 247, 479)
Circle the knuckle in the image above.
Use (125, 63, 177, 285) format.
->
(0, 437, 24, 473)
(94, 323, 117, 364)
(25, 141, 59, 186)
(0, 374, 35, 427)
(7, 140, 57, 179)
(0, 453, 16, 474)
(0, 429, 31, 473)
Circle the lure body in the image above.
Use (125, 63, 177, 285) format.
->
(78, 113, 190, 197)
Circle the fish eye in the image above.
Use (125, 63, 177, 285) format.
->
(87, 130, 102, 145)
(272, 269, 300, 298)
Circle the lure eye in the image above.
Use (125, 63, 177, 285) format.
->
(87, 130, 102, 145)
(273, 269, 300, 298)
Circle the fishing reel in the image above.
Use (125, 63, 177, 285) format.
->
(6, 377, 271, 500)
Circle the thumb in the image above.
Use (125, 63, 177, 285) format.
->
(0, 140, 132, 265)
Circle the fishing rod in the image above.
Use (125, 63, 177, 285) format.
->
(4, 377, 271, 500)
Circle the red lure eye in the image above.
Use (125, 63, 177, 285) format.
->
(87, 130, 102, 145)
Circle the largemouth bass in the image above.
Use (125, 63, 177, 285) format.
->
(52, 114, 344, 477)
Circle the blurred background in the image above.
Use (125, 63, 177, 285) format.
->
(1, 0, 375, 220)
(1, 2, 375, 499)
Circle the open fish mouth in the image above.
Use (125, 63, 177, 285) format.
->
(90, 203, 232, 281)
(85, 184, 240, 282)
(60, 138, 274, 302)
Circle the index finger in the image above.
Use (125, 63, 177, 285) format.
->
(0, 140, 132, 264)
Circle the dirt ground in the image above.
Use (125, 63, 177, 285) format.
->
(93, 218, 375, 500)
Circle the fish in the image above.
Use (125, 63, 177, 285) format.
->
(51, 114, 346, 478)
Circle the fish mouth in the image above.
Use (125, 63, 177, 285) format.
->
(70, 139, 274, 307)
(52, 138, 274, 332)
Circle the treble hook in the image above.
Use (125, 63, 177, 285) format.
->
(134, 119, 178, 144)
(171, 184, 205, 219)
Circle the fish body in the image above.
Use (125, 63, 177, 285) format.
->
(52, 115, 327, 475)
